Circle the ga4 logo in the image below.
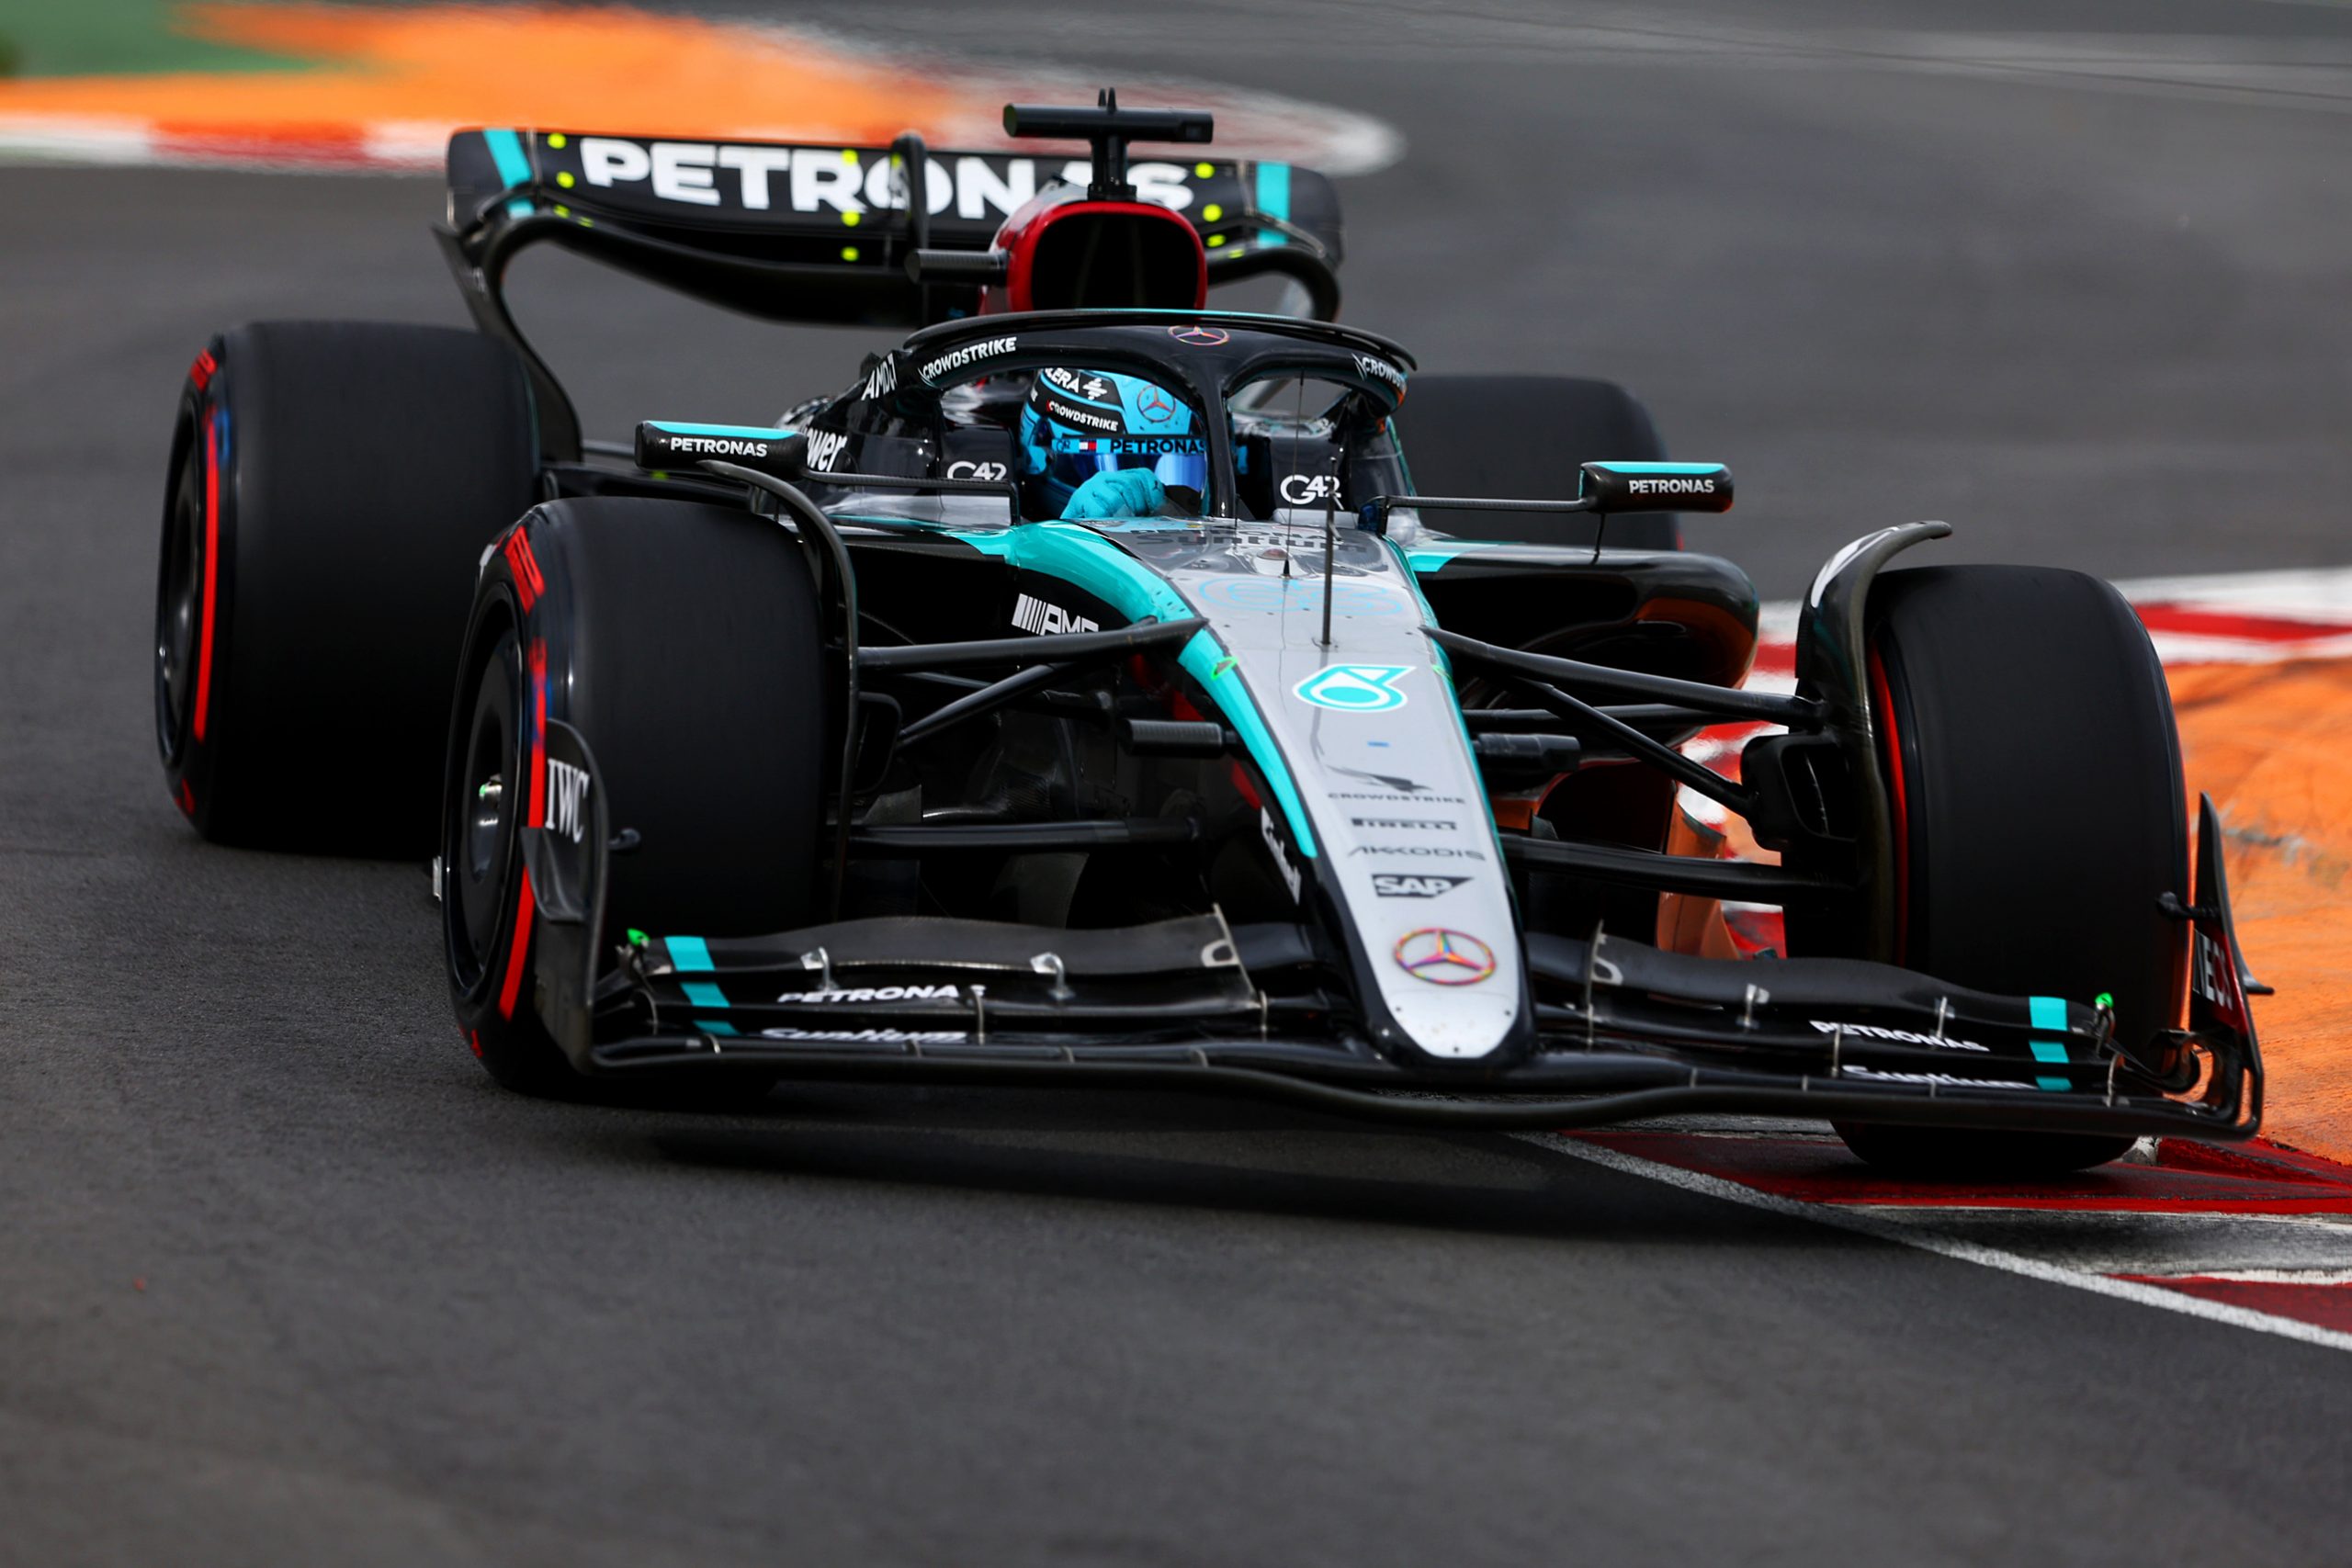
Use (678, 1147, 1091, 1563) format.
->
(1294, 664, 1411, 713)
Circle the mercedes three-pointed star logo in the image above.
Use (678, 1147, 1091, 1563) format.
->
(1393, 928, 1497, 987)
(1168, 324, 1230, 346)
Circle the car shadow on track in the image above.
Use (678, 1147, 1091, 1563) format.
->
(548, 1086, 1839, 1247)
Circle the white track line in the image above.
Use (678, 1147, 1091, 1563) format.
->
(1516, 1132, 2352, 1354)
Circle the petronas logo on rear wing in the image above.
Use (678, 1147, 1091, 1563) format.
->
(446, 129, 1337, 252)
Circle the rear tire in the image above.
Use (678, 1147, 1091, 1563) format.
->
(1826, 566, 2188, 1177)
(1391, 375, 1678, 550)
(443, 498, 830, 1095)
(155, 321, 537, 855)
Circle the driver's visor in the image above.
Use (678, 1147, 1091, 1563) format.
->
(1046, 434, 1208, 499)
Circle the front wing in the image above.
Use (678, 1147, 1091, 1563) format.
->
(523, 718, 2260, 1139)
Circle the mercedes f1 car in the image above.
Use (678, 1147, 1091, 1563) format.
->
(153, 95, 2263, 1173)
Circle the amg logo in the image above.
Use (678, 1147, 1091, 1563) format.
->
(1012, 594, 1098, 636)
(545, 759, 591, 843)
(1351, 818, 1453, 831)
(804, 429, 850, 473)
(1626, 478, 1715, 495)
(919, 335, 1018, 383)
(1808, 1019, 1987, 1054)
(774, 984, 960, 1004)
(863, 355, 898, 400)
(1372, 874, 1471, 898)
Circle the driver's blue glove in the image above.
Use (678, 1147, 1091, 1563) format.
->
(1061, 468, 1165, 520)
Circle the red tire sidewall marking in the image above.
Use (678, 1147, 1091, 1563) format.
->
(193, 406, 222, 744)
(1867, 639, 1911, 963)
(495, 631, 548, 1021)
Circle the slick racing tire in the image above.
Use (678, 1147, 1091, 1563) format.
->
(1390, 375, 1678, 550)
(444, 498, 829, 1095)
(1826, 566, 2188, 1177)
(155, 321, 537, 855)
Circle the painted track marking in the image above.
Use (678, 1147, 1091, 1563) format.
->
(1517, 1131, 2352, 1353)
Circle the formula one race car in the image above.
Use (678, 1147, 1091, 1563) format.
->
(153, 95, 2263, 1173)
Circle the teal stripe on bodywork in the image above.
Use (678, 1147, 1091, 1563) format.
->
(696, 1018, 740, 1036)
(1177, 632, 1315, 856)
(947, 523, 1314, 854)
(483, 128, 534, 218)
(1254, 161, 1291, 248)
(2028, 995, 2070, 1089)
(1584, 462, 1726, 476)
(649, 422, 797, 440)
(682, 981, 728, 1010)
(1404, 540, 1514, 572)
(668, 935, 714, 972)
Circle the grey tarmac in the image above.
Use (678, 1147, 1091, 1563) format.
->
(6, 1, 2352, 1562)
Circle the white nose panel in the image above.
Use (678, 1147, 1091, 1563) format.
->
(1111, 519, 1521, 1058)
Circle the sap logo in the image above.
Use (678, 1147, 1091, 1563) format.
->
(804, 429, 850, 473)
(947, 460, 1008, 482)
(863, 356, 899, 400)
(773, 984, 959, 1004)
(1351, 353, 1407, 392)
(1261, 807, 1302, 902)
(1012, 594, 1098, 636)
(1372, 874, 1470, 899)
(1279, 472, 1342, 507)
(1626, 478, 1715, 495)
(545, 759, 591, 843)
(919, 335, 1018, 383)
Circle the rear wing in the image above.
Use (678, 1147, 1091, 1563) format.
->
(439, 125, 1346, 459)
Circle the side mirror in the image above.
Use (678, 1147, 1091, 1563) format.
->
(636, 422, 805, 479)
(1579, 461, 1734, 514)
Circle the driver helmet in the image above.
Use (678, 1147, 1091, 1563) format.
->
(1017, 367, 1207, 519)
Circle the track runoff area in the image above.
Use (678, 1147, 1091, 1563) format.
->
(1600, 566, 2352, 1349)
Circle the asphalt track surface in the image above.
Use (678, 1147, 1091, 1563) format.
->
(7, 1, 2352, 1562)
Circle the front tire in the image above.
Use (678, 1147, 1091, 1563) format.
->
(444, 498, 831, 1094)
(1824, 566, 2188, 1176)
